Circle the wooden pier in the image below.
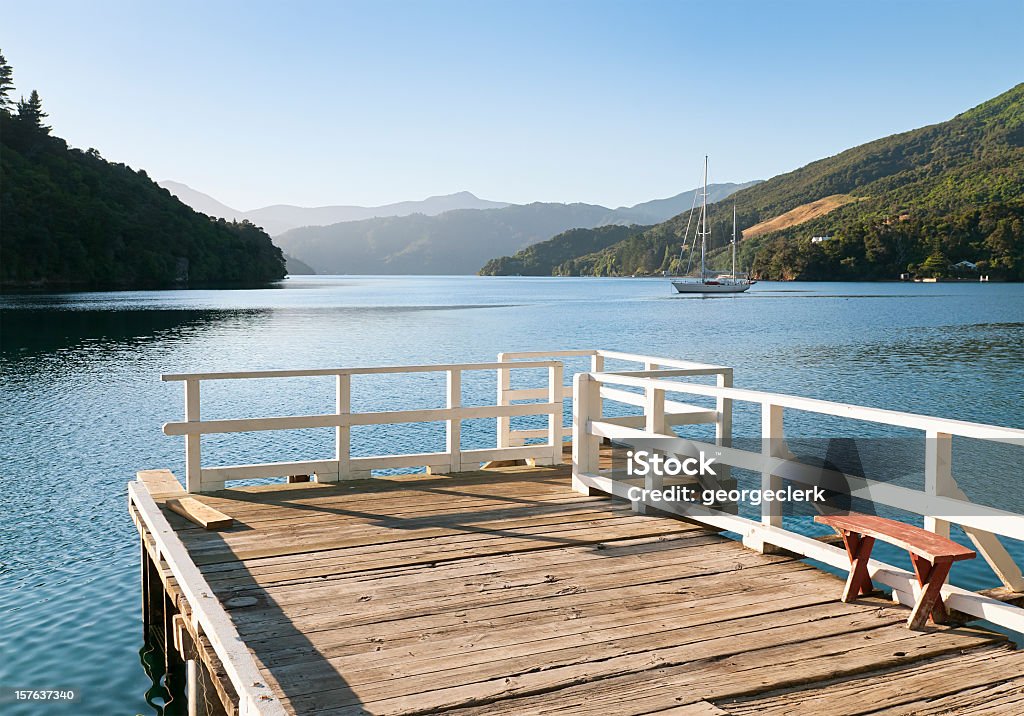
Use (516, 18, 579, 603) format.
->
(130, 350, 1024, 715)
(131, 447, 1024, 715)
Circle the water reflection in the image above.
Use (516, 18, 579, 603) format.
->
(1, 308, 264, 358)
(791, 322, 1024, 372)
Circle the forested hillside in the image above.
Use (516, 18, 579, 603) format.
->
(492, 84, 1024, 281)
(479, 224, 650, 276)
(0, 53, 285, 289)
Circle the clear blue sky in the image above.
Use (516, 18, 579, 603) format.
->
(3, 0, 1022, 210)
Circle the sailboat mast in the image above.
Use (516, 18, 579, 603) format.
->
(732, 203, 737, 281)
(701, 155, 708, 281)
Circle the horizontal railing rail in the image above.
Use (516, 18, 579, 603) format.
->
(164, 402, 561, 436)
(161, 360, 560, 382)
(588, 372, 1024, 445)
(571, 369, 1024, 634)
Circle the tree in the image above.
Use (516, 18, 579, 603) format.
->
(919, 247, 950, 278)
(0, 50, 13, 111)
(16, 89, 50, 133)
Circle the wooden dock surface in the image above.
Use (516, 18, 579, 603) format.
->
(138, 450, 1024, 715)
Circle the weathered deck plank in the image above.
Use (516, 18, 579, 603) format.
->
(723, 643, 1024, 714)
(143, 455, 1017, 715)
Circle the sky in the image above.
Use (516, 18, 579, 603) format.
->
(3, 0, 1022, 210)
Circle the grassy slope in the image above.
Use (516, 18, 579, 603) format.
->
(741, 195, 858, 240)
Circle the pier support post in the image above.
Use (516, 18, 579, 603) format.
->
(187, 660, 199, 716)
(163, 591, 189, 711)
(142, 541, 153, 639)
(188, 657, 228, 716)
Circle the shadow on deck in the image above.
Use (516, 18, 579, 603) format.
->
(152, 448, 1024, 716)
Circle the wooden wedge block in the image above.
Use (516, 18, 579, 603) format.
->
(481, 459, 528, 469)
(166, 497, 234, 530)
(137, 469, 185, 497)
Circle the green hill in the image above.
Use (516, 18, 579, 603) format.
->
(0, 57, 285, 289)
(284, 254, 316, 275)
(479, 224, 651, 276)
(496, 84, 1024, 280)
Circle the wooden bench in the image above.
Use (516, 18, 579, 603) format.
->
(815, 512, 976, 630)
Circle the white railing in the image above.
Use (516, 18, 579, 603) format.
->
(163, 350, 733, 494)
(163, 360, 567, 493)
(496, 349, 732, 449)
(571, 369, 1024, 633)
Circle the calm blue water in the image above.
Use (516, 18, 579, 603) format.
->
(2, 276, 1023, 713)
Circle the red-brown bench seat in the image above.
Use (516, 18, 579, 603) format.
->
(815, 512, 975, 630)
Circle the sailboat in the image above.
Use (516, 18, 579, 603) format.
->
(671, 157, 753, 294)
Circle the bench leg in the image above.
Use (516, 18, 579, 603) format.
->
(908, 555, 952, 630)
(840, 531, 875, 602)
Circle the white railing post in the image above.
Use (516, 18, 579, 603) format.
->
(447, 368, 462, 473)
(184, 379, 203, 493)
(715, 369, 733, 448)
(496, 353, 511, 448)
(634, 383, 666, 514)
(746, 402, 785, 552)
(642, 361, 669, 435)
(589, 353, 604, 441)
(333, 373, 351, 481)
(919, 431, 1023, 591)
(716, 368, 734, 487)
(572, 372, 601, 495)
(923, 430, 952, 538)
(545, 363, 564, 466)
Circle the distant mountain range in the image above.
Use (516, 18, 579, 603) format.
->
(597, 182, 761, 225)
(163, 181, 759, 275)
(485, 83, 1024, 281)
(158, 182, 510, 235)
(276, 202, 617, 275)
(273, 183, 758, 275)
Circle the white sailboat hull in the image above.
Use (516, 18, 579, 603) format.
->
(671, 281, 751, 294)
